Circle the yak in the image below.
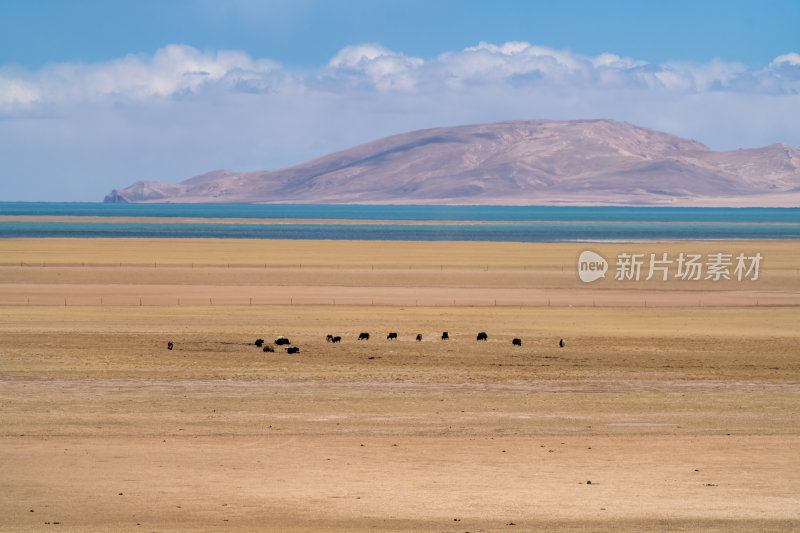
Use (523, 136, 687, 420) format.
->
(332, 336, 341, 343)
(476, 332, 488, 341)
(358, 332, 370, 341)
(255, 338, 264, 347)
(416, 334, 422, 342)
(512, 338, 522, 346)
(287, 346, 300, 354)
(387, 332, 398, 340)
(275, 336, 291, 346)
(441, 332, 449, 340)
(167, 341, 173, 350)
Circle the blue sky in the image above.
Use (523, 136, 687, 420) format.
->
(1, 0, 799, 201)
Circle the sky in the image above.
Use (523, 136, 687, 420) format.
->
(1, 0, 799, 201)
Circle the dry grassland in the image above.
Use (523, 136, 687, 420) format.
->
(1, 238, 799, 532)
(1, 238, 798, 307)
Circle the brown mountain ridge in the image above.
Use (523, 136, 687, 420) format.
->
(104, 119, 800, 206)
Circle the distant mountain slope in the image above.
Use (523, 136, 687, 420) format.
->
(104, 119, 800, 206)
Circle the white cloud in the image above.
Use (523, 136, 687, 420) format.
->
(772, 52, 800, 67)
(0, 44, 282, 109)
(0, 76, 41, 107)
(0, 42, 798, 201)
(323, 43, 423, 91)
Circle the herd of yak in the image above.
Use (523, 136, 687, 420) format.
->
(167, 333, 565, 354)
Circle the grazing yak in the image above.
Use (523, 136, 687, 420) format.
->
(387, 332, 398, 340)
(559, 338, 565, 348)
(416, 334, 422, 342)
(358, 333, 370, 341)
(167, 341, 173, 350)
(476, 332, 488, 341)
(263, 345, 274, 352)
(326, 335, 333, 342)
(512, 338, 522, 346)
(275, 336, 291, 346)
(255, 338, 264, 347)
(332, 336, 341, 343)
(287, 346, 300, 354)
(441, 332, 449, 340)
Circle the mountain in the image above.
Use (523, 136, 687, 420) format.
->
(104, 119, 800, 206)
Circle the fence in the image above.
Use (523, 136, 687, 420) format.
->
(1, 294, 796, 308)
(1, 261, 568, 272)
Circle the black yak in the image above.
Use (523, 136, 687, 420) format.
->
(275, 336, 290, 346)
(287, 346, 300, 354)
(358, 333, 370, 340)
(167, 341, 173, 350)
(332, 336, 341, 343)
(255, 338, 264, 347)
(263, 345, 274, 352)
(559, 338, 565, 348)
(477, 332, 488, 341)
(387, 332, 398, 340)
(441, 332, 449, 340)
(416, 334, 422, 342)
(512, 338, 522, 346)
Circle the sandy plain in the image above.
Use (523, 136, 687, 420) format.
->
(1, 237, 799, 532)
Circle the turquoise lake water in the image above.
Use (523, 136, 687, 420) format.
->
(1, 203, 798, 241)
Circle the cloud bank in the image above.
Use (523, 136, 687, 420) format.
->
(1, 42, 798, 200)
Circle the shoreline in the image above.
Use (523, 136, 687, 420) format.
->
(2, 214, 799, 226)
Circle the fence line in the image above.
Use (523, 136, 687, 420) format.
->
(2, 296, 796, 308)
(4, 262, 799, 275)
(0, 261, 572, 272)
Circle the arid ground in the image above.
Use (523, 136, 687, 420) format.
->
(1, 238, 799, 532)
